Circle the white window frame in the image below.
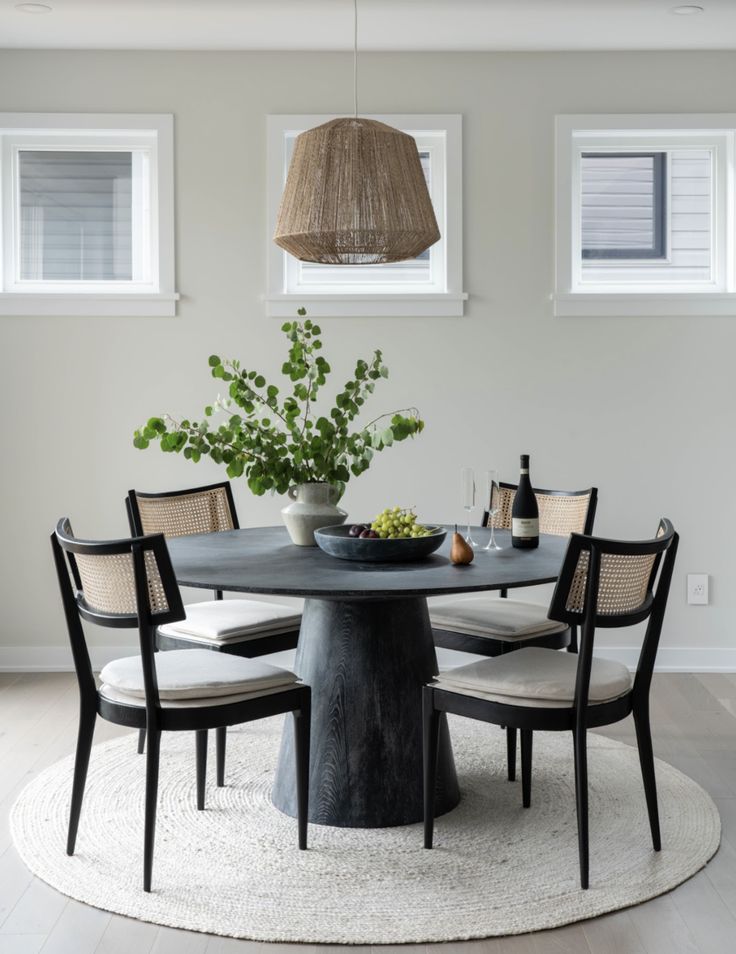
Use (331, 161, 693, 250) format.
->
(266, 114, 466, 318)
(0, 113, 177, 317)
(554, 114, 736, 317)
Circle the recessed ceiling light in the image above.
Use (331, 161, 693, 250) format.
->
(14, 2, 53, 12)
(671, 4, 705, 14)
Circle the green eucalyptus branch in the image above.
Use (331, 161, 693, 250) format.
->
(133, 310, 424, 498)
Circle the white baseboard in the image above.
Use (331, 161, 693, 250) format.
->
(1, 644, 736, 673)
(590, 646, 736, 673)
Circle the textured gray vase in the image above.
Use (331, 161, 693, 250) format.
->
(281, 482, 347, 546)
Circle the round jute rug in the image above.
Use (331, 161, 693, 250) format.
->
(10, 716, 720, 944)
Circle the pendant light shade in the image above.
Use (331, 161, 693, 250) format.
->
(273, 117, 441, 265)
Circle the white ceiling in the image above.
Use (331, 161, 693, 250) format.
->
(2, 0, 736, 52)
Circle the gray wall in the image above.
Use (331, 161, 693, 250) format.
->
(0, 50, 733, 666)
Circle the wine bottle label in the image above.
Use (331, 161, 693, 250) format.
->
(512, 517, 539, 538)
(520, 469, 529, 475)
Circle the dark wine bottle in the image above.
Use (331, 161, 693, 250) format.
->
(511, 454, 539, 549)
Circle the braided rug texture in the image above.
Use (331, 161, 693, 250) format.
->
(10, 717, 720, 943)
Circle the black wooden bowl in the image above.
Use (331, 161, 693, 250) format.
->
(314, 524, 447, 563)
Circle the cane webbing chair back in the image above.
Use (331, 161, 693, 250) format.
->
(563, 550, 657, 619)
(127, 482, 238, 539)
(54, 518, 184, 628)
(549, 519, 676, 630)
(75, 549, 170, 617)
(490, 483, 597, 537)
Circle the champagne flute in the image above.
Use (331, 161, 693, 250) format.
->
(483, 469, 502, 551)
(460, 466, 478, 546)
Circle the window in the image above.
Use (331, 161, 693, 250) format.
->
(267, 114, 466, 317)
(0, 113, 177, 316)
(581, 152, 666, 260)
(554, 114, 736, 317)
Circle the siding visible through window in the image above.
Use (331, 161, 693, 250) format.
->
(581, 153, 665, 259)
(19, 150, 133, 282)
(581, 148, 712, 284)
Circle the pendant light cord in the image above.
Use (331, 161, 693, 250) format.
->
(353, 0, 358, 118)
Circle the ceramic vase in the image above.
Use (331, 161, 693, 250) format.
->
(281, 482, 347, 546)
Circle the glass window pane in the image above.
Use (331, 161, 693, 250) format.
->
(581, 152, 665, 260)
(19, 150, 133, 281)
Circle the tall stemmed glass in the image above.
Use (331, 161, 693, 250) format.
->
(483, 469, 503, 551)
(460, 466, 478, 547)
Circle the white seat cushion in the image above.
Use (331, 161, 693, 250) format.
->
(99, 682, 299, 709)
(429, 595, 567, 641)
(158, 599, 301, 644)
(435, 646, 632, 708)
(99, 649, 298, 701)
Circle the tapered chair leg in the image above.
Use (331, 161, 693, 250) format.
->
(521, 729, 533, 808)
(66, 706, 96, 856)
(216, 726, 226, 788)
(633, 704, 661, 851)
(143, 729, 161, 893)
(137, 728, 146, 754)
(196, 730, 208, 811)
(572, 726, 590, 889)
(293, 694, 311, 850)
(506, 726, 517, 782)
(567, 625, 579, 653)
(423, 687, 441, 849)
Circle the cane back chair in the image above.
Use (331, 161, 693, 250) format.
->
(127, 482, 302, 759)
(52, 518, 310, 892)
(126, 482, 301, 658)
(430, 483, 597, 780)
(424, 518, 678, 889)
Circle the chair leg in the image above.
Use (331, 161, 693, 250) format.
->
(196, 730, 208, 811)
(66, 707, 96, 856)
(293, 697, 311, 850)
(521, 729, 533, 808)
(572, 726, 589, 890)
(423, 688, 441, 849)
(137, 728, 146, 754)
(216, 726, 226, 788)
(567, 625, 579, 653)
(633, 704, 661, 851)
(507, 726, 517, 781)
(143, 729, 161, 893)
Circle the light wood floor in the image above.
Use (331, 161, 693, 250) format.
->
(0, 672, 735, 954)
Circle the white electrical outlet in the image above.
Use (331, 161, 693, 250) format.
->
(687, 574, 709, 605)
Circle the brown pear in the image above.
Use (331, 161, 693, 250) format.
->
(451, 525, 474, 565)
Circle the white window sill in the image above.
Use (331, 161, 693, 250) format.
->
(552, 293, 736, 318)
(265, 293, 468, 318)
(0, 292, 179, 317)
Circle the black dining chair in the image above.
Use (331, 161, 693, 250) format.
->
(423, 518, 678, 889)
(52, 518, 310, 892)
(127, 481, 302, 760)
(429, 483, 597, 780)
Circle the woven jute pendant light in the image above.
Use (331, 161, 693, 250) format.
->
(273, 1, 440, 265)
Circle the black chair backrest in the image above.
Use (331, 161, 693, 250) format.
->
(548, 518, 678, 710)
(126, 481, 239, 538)
(51, 518, 185, 709)
(485, 483, 598, 537)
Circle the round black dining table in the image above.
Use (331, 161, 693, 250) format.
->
(167, 525, 569, 829)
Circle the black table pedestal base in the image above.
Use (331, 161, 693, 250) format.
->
(272, 596, 460, 828)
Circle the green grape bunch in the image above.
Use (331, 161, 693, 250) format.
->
(370, 507, 435, 539)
